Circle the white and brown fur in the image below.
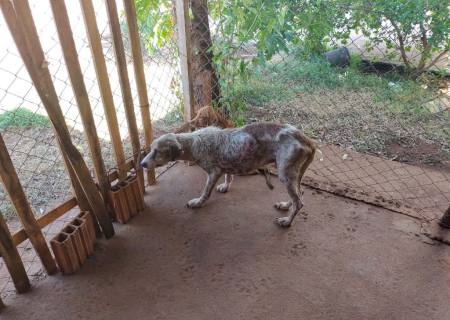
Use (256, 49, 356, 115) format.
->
(141, 122, 316, 228)
(176, 105, 275, 188)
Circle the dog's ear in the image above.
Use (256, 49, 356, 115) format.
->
(168, 141, 182, 161)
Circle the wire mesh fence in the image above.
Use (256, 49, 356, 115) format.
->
(0, 0, 182, 298)
(175, 0, 449, 216)
(165, 0, 449, 225)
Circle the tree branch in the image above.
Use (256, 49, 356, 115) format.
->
(389, 19, 411, 68)
(417, 22, 431, 71)
(424, 49, 448, 71)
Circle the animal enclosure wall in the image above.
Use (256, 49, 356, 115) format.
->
(0, 0, 183, 300)
(163, 0, 449, 221)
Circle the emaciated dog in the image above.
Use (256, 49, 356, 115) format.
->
(141, 122, 316, 228)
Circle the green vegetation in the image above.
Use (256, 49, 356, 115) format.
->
(136, 0, 448, 71)
(135, 0, 448, 119)
(230, 54, 449, 161)
(0, 108, 50, 129)
(134, 0, 448, 163)
(234, 54, 436, 113)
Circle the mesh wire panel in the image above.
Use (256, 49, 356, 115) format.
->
(0, 0, 182, 298)
(185, 0, 449, 218)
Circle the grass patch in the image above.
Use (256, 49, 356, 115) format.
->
(0, 108, 50, 129)
(232, 53, 449, 166)
(243, 55, 436, 114)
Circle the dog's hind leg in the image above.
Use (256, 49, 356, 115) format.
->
(274, 140, 315, 227)
(187, 170, 222, 208)
(274, 147, 309, 227)
(274, 176, 301, 227)
(216, 173, 233, 193)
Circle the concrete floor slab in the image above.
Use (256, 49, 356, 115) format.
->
(2, 163, 450, 320)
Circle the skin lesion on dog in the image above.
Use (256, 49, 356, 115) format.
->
(175, 105, 276, 180)
(141, 121, 316, 228)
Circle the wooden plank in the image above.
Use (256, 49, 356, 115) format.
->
(6, 0, 92, 228)
(0, 212, 30, 293)
(105, 0, 144, 190)
(4, 1, 92, 218)
(7, 0, 97, 235)
(49, 0, 114, 218)
(123, 0, 156, 185)
(13, 0, 113, 238)
(2, 0, 114, 238)
(11, 197, 78, 247)
(79, 0, 127, 179)
(175, 0, 195, 122)
(0, 133, 57, 275)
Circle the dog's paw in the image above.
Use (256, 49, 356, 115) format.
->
(216, 183, 230, 193)
(274, 216, 292, 228)
(186, 198, 204, 209)
(274, 201, 291, 211)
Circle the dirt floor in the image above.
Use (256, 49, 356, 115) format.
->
(2, 163, 450, 319)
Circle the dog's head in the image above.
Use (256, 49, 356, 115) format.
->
(140, 133, 182, 169)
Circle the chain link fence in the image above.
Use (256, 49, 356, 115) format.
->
(179, 0, 449, 219)
(0, 0, 182, 298)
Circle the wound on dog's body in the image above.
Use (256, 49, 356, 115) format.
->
(141, 122, 316, 228)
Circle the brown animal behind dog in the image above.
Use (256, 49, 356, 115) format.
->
(175, 105, 234, 133)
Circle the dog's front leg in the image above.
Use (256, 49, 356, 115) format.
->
(216, 173, 233, 193)
(187, 170, 222, 208)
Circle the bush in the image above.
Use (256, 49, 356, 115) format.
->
(0, 108, 50, 129)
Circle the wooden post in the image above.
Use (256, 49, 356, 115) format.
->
(0, 212, 31, 293)
(123, 0, 156, 186)
(49, 0, 114, 218)
(0, 133, 57, 275)
(5, 0, 100, 237)
(175, 0, 195, 122)
(1, 0, 114, 238)
(79, 0, 127, 179)
(11, 197, 78, 246)
(105, 0, 144, 190)
(0, 0, 94, 233)
(439, 205, 450, 229)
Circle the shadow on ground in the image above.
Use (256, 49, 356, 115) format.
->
(3, 163, 450, 320)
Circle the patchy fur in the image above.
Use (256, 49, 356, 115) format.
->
(141, 122, 316, 228)
(175, 105, 273, 188)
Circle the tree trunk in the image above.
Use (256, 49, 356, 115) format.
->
(190, 0, 221, 113)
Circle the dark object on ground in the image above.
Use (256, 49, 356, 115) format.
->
(360, 60, 407, 75)
(439, 206, 450, 229)
(324, 47, 350, 67)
